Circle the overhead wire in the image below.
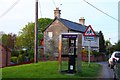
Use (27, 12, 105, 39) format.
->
(38, 0, 42, 18)
(1, 0, 118, 22)
(0, 0, 21, 18)
(83, 0, 120, 22)
(52, 0, 57, 8)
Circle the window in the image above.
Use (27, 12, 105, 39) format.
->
(48, 32, 53, 39)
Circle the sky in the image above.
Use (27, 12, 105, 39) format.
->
(0, 0, 119, 44)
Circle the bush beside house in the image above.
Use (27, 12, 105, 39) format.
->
(82, 50, 105, 62)
(10, 49, 34, 66)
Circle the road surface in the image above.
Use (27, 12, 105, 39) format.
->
(97, 62, 114, 78)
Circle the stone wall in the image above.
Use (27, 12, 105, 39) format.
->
(44, 19, 68, 55)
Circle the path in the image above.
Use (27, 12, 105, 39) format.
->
(97, 62, 114, 78)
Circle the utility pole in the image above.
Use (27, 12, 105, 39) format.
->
(34, 0, 38, 63)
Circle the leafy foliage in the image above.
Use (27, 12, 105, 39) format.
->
(99, 31, 106, 53)
(15, 18, 52, 62)
(11, 50, 19, 57)
(15, 18, 52, 50)
(17, 54, 26, 64)
(82, 49, 101, 57)
(81, 49, 93, 56)
(111, 40, 120, 51)
(27, 49, 34, 61)
(92, 50, 101, 57)
(15, 22, 35, 50)
(115, 41, 120, 51)
(105, 40, 111, 47)
(11, 57, 18, 64)
(1, 33, 16, 50)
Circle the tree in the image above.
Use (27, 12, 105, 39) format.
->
(105, 40, 113, 54)
(105, 40, 111, 47)
(15, 18, 52, 50)
(111, 40, 120, 51)
(1, 33, 16, 50)
(16, 22, 35, 50)
(0, 31, 5, 43)
(117, 41, 120, 51)
(15, 18, 52, 61)
(99, 31, 106, 53)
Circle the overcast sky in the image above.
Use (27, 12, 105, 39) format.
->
(0, 0, 119, 44)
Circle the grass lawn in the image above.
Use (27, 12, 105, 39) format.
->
(2, 61, 101, 78)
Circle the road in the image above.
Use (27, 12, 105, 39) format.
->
(97, 62, 114, 78)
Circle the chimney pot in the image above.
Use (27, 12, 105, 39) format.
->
(79, 17, 85, 25)
(54, 7, 61, 18)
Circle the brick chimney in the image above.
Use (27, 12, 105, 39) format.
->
(79, 17, 85, 25)
(54, 7, 61, 18)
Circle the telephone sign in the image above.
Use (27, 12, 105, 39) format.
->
(62, 34, 77, 38)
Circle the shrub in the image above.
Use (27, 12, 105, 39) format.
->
(11, 50, 19, 57)
(17, 54, 26, 63)
(92, 51, 101, 57)
(27, 50, 34, 61)
(44, 53, 50, 59)
(11, 57, 18, 64)
(19, 50, 25, 55)
(81, 50, 92, 56)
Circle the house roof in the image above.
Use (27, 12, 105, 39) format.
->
(43, 17, 99, 35)
(43, 17, 87, 33)
(58, 18, 87, 33)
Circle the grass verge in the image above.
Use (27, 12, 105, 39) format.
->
(2, 61, 101, 78)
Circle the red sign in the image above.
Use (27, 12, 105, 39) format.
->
(40, 39, 44, 46)
(84, 25, 96, 36)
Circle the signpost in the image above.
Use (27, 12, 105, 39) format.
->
(84, 25, 96, 66)
(84, 36, 94, 41)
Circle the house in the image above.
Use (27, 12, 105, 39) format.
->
(43, 8, 99, 57)
(0, 44, 11, 68)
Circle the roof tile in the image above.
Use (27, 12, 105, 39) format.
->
(58, 18, 87, 33)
